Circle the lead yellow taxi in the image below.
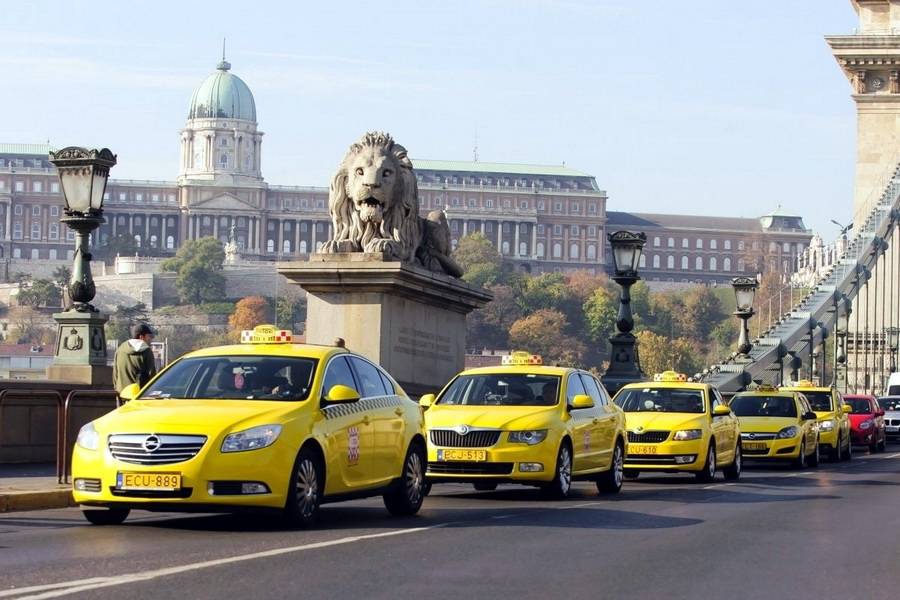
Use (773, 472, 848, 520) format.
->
(780, 380, 852, 462)
(613, 372, 741, 482)
(420, 352, 627, 498)
(729, 387, 820, 468)
(71, 325, 427, 527)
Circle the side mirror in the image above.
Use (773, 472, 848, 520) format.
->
(569, 394, 594, 410)
(325, 384, 361, 404)
(876, 409, 885, 417)
(419, 393, 436, 409)
(119, 383, 141, 402)
(842, 404, 852, 414)
(802, 411, 817, 421)
(712, 404, 731, 416)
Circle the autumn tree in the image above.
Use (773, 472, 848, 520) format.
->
(508, 309, 587, 366)
(228, 296, 272, 340)
(583, 287, 618, 348)
(636, 330, 703, 376)
(467, 284, 522, 350)
(161, 237, 226, 304)
(105, 303, 149, 345)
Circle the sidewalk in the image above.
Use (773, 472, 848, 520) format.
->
(0, 463, 75, 512)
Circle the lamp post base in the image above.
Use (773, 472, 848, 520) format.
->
(602, 332, 645, 395)
(46, 310, 112, 386)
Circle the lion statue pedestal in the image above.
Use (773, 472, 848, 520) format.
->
(279, 252, 490, 396)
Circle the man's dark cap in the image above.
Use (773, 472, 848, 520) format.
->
(131, 323, 156, 338)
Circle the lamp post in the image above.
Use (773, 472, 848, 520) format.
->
(886, 326, 899, 374)
(45, 147, 117, 385)
(602, 230, 646, 395)
(732, 276, 758, 359)
(835, 295, 851, 390)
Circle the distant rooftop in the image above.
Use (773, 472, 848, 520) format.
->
(606, 211, 809, 234)
(0, 143, 53, 156)
(413, 159, 592, 178)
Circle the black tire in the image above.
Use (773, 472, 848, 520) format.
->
(541, 442, 573, 500)
(809, 437, 820, 467)
(283, 447, 323, 528)
(422, 481, 433, 497)
(383, 442, 426, 516)
(596, 441, 625, 494)
(472, 481, 498, 492)
(82, 508, 129, 526)
(877, 436, 886, 452)
(841, 434, 853, 461)
(830, 435, 842, 462)
(723, 443, 742, 481)
(695, 441, 717, 483)
(792, 440, 808, 469)
(623, 469, 640, 480)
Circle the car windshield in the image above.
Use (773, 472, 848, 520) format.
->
(730, 395, 797, 418)
(844, 398, 872, 414)
(878, 396, 900, 411)
(139, 356, 317, 401)
(615, 388, 705, 413)
(802, 391, 833, 412)
(436, 373, 561, 406)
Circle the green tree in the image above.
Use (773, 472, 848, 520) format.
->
(453, 233, 503, 288)
(95, 233, 139, 265)
(7, 307, 54, 345)
(52, 266, 71, 309)
(17, 279, 62, 308)
(467, 284, 522, 350)
(583, 287, 619, 348)
(676, 287, 726, 342)
(636, 330, 702, 377)
(508, 309, 587, 366)
(105, 303, 149, 345)
(161, 237, 226, 304)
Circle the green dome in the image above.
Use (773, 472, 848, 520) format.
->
(188, 60, 256, 121)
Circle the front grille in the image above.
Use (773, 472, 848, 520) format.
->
(887, 418, 900, 427)
(109, 487, 193, 498)
(108, 434, 207, 465)
(430, 429, 501, 448)
(741, 432, 777, 441)
(742, 447, 770, 456)
(628, 431, 670, 443)
(624, 455, 679, 465)
(427, 461, 513, 475)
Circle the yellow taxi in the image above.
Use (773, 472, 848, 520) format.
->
(613, 372, 741, 482)
(71, 325, 427, 527)
(729, 387, 820, 468)
(780, 380, 852, 462)
(420, 352, 627, 498)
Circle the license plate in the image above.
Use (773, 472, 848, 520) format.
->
(743, 442, 767, 451)
(887, 426, 899, 433)
(116, 472, 182, 491)
(437, 449, 486, 462)
(629, 445, 657, 455)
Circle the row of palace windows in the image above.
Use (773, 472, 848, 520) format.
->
(450, 222, 599, 238)
(8, 204, 61, 217)
(651, 236, 803, 253)
(265, 240, 325, 254)
(424, 196, 599, 214)
(11, 248, 74, 260)
(9, 222, 72, 241)
(644, 255, 794, 273)
(0, 180, 60, 193)
(106, 191, 177, 204)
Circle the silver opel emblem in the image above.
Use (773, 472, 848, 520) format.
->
(143, 435, 161, 452)
(453, 425, 470, 436)
(748, 433, 756, 440)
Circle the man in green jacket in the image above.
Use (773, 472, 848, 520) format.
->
(113, 323, 158, 393)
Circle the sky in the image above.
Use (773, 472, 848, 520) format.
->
(1, 0, 860, 239)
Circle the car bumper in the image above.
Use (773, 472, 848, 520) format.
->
(884, 425, 900, 438)
(71, 442, 296, 510)
(850, 430, 877, 446)
(818, 428, 839, 448)
(740, 436, 801, 459)
(624, 439, 706, 472)
(425, 442, 556, 483)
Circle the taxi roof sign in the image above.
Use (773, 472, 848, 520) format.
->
(654, 371, 688, 382)
(241, 324, 293, 344)
(502, 351, 543, 366)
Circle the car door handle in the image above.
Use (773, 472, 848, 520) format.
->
(362, 415, 371, 425)
(394, 408, 404, 416)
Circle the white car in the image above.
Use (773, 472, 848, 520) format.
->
(879, 396, 900, 441)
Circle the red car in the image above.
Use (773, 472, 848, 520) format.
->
(844, 394, 886, 452)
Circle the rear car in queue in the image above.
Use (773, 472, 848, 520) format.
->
(881, 396, 900, 441)
(843, 394, 887, 452)
(780, 381, 852, 461)
(421, 352, 628, 498)
(71, 325, 427, 527)
(728, 387, 820, 468)
(613, 372, 741, 482)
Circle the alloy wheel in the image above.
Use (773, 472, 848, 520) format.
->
(405, 450, 424, 506)
(296, 457, 319, 519)
(559, 446, 572, 495)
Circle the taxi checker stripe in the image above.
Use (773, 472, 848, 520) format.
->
(322, 395, 402, 420)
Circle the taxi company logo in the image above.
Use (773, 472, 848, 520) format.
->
(142, 435, 161, 453)
(453, 425, 470, 436)
(633, 426, 644, 433)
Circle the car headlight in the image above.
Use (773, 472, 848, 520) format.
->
(76, 422, 99, 451)
(859, 420, 873, 430)
(673, 429, 703, 441)
(508, 430, 548, 445)
(819, 419, 835, 431)
(221, 425, 283, 453)
(777, 426, 800, 439)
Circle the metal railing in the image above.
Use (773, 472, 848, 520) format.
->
(0, 388, 64, 480)
(60, 390, 121, 484)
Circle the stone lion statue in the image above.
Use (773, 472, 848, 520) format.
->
(321, 131, 463, 278)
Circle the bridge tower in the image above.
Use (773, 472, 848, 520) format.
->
(828, 1, 900, 222)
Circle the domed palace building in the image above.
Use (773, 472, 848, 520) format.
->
(0, 58, 811, 283)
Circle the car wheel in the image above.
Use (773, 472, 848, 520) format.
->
(82, 508, 129, 526)
(723, 443, 742, 481)
(473, 481, 498, 492)
(283, 447, 323, 528)
(623, 469, 640, 480)
(842, 434, 853, 461)
(792, 440, 807, 469)
(870, 437, 879, 453)
(541, 443, 572, 500)
(695, 441, 716, 483)
(596, 441, 625, 494)
(383, 442, 426, 516)
(422, 481, 433, 497)
(830, 435, 842, 462)
(877, 435, 886, 452)
(809, 438, 820, 467)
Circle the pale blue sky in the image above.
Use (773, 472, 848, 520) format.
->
(1, 1, 860, 238)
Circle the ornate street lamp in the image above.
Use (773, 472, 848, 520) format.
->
(732, 276, 758, 358)
(834, 294, 851, 390)
(886, 326, 899, 373)
(602, 230, 646, 394)
(45, 147, 117, 385)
